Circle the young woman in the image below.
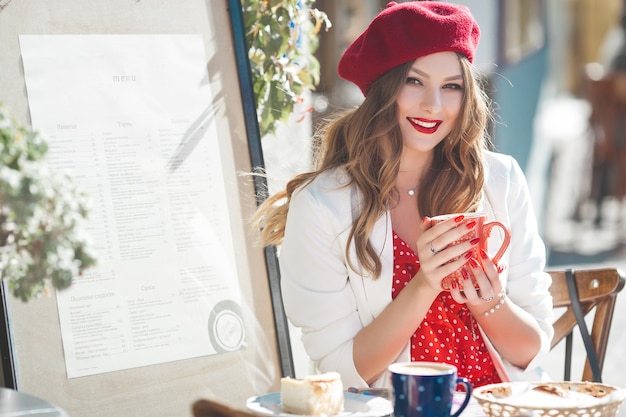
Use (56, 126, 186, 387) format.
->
(254, 1, 553, 389)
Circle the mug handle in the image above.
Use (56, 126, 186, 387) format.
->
(482, 221, 511, 265)
(451, 377, 472, 417)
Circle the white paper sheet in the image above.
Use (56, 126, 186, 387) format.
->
(19, 34, 246, 378)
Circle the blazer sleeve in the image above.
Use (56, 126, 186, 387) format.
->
(278, 183, 369, 387)
(489, 155, 555, 380)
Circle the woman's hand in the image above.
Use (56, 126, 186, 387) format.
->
(449, 251, 541, 370)
(415, 215, 480, 293)
(449, 249, 503, 308)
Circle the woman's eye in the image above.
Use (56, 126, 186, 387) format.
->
(406, 77, 422, 85)
(444, 83, 464, 90)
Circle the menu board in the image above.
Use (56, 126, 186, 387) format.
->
(19, 34, 246, 378)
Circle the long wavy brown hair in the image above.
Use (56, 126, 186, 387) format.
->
(253, 54, 492, 279)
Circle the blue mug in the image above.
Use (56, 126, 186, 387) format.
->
(389, 362, 472, 417)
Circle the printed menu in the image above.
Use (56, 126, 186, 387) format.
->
(19, 34, 246, 378)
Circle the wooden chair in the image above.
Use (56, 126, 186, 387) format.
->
(192, 398, 260, 417)
(547, 267, 625, 382)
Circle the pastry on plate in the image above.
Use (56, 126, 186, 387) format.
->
(280, 372, 344, 416)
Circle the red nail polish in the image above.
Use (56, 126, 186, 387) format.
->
(469, 258, 480, 268)
(497, 264, 505, 273)
(470, 238, 480, 245)
(454, 215, 465, 223)
(461, 268, 470, 280)
(480, 249, 489, 259)
(464, 251, 473, 259)
(466, 220, 477, 229)
(422, 216, 429, 224)
(451, 280, 457, 289)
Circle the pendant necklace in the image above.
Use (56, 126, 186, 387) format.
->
(399, 174, 420, 197)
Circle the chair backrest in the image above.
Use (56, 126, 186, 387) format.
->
(192, 399, 259, 417)
(547, 267, 625, 381)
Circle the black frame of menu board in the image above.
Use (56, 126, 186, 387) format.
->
(227, 0, 294, 379)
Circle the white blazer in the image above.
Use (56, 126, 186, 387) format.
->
(279, 151, 554, 388)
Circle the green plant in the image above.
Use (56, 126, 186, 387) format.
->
(0, 104, 96, 302)
(243, 0, 331, 138)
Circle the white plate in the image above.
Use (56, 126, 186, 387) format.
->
(246, 392, 393, 417)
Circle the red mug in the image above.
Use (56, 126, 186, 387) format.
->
(430, 212, 511, 291)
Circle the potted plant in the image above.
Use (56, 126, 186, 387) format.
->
(0, 103, 96, 302)
(243, 0, 331, 138)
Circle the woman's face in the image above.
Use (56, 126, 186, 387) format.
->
(395, 52, 464, 155)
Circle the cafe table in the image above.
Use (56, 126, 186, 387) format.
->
(0, 388, 69, 416)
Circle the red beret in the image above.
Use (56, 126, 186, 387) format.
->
(338, 1, 480, 96)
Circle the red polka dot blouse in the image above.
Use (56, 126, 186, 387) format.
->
(392, 231, 502, 387)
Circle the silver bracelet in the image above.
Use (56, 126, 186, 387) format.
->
(477, 291, 506, 317)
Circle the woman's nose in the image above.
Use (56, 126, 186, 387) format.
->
(421, 88, 442, 113)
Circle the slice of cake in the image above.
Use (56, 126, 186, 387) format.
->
(280, 372, 344, 416)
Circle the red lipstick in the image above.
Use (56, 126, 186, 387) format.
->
(408, 117, 441, 134)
